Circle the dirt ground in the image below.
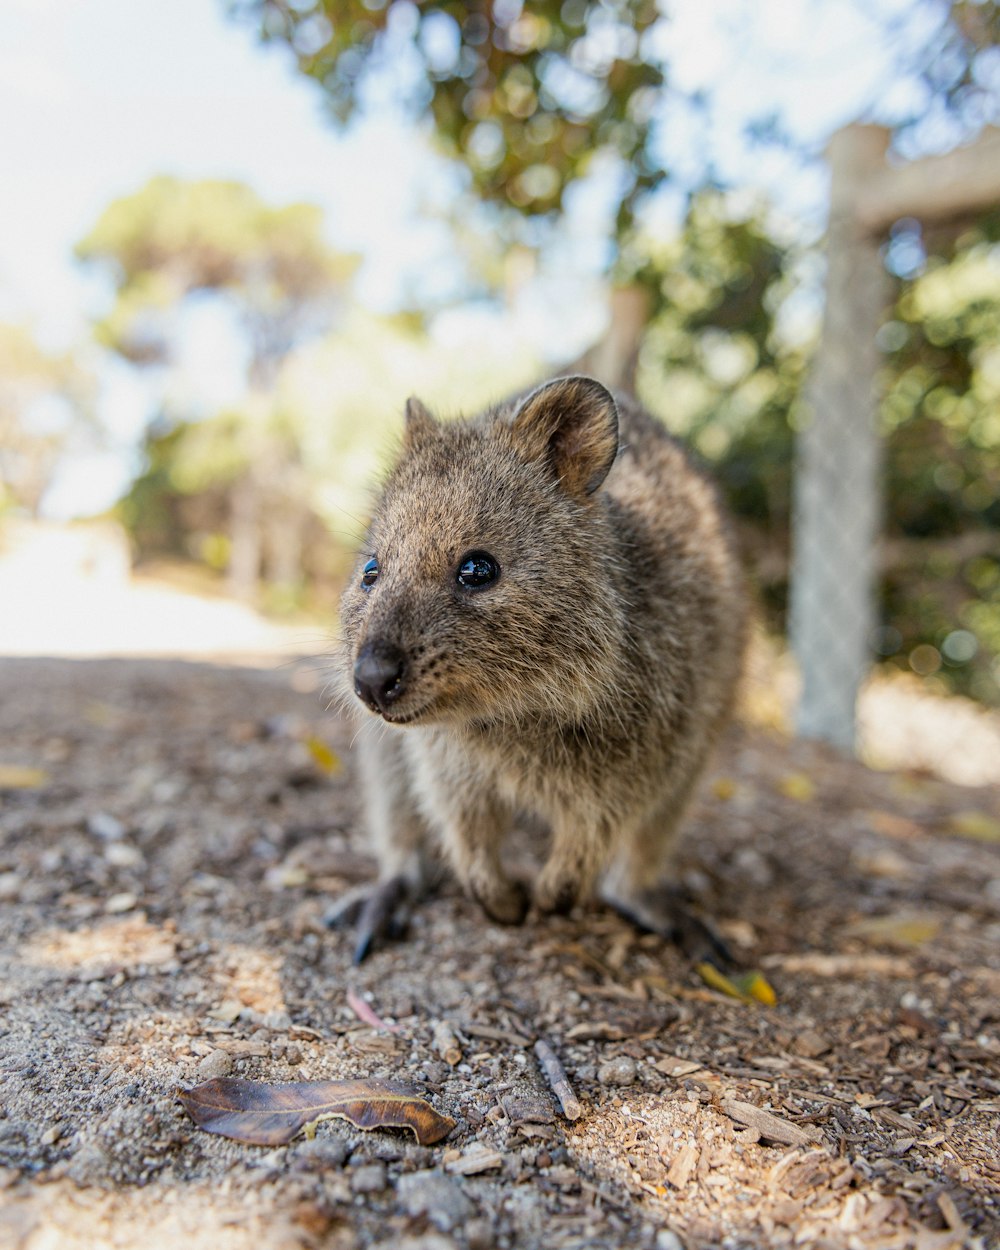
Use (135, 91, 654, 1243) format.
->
(0, 654, 998, 1250)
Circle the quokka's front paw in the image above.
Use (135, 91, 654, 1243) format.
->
(534, 869, 581, 916)
(469, 876, 530, 926)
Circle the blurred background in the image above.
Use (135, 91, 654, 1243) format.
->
(0, 0, 997, 782)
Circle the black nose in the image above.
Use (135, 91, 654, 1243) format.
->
(353, 641, 407, 714)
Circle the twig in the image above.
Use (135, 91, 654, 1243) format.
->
(534, 1038, 582, 1121)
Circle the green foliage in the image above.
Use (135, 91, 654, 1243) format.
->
(232, 0, 665, 239)
(76, 176, 359, 371)
(117, 306, 544, 605)
(876, 213, 1000, 702)
(634, 193, 999, 704)
(635, 193, 806, 615)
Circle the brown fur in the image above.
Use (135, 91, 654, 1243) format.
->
(337, 376, 747, 927)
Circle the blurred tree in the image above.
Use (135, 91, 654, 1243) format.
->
(877, 209, 1000, 703)
(631, 191, 999, 704)
(76, 177, 359, 601)
(76, 176, 358, 379)
(117, 306, 544, 611)
(229, 0, 1000, 390)
(0, 323, 94, 517)
(230, 0, 665, 242)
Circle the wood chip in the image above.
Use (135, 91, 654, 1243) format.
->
(432, 1019, 461, 1066)
(720, 1099, 824, 1147)
(501, 1091, 555, 1127)
(762, 953, 915, 978)
(654, 1056, 707, 1078)
(665, 1141, 699, 1188)
(444, 1144, 504, 1175)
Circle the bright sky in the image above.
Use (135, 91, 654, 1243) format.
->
(0, 0, 937, 515)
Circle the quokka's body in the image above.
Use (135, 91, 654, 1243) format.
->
(338, 377, 746, 939)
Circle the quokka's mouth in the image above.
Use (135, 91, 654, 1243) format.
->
(376, 702, 432, 726)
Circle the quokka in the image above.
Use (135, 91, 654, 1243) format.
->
(337, 376, 746, 961)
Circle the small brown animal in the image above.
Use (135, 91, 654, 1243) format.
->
(337, 376, 746, 961)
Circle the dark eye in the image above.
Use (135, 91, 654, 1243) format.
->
(456, 550, 500, 590)
(360, 557, 379, 590)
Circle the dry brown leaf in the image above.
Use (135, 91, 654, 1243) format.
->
(177, 1076, 455, 1146)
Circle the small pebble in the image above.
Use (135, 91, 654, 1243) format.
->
(196, 1049, 233, 1080)
(464, 1217, 494, 1250)
(397, 1169, 474, 1232)
(656, 1231, 684, 1250)
(0, 873, 23, 902)
(105, 892, 138, 914)
(350, 1161, 387, 1193)
(88, 812, 126, 841)
(291, 1136, 350, 1171)
(597, 1056, 638, 1087)
(104, 841, 143, 868)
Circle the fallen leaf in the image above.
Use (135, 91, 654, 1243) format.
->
(778, 773, 815, 801)
(303, 735, 340, 775)
(947, 811, 1000, 843)
(711, 777, 737, 801)
(845, 911, 942, 949)
(178, 1077, 455, 1146)
(0, 765, 48, 789)
(696, 962, 777, 1006)
(740, 970, 777, 1006)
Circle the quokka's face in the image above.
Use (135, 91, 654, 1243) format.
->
(339, 420, 609, 728)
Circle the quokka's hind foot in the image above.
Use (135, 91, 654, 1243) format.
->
(324, 874, 423, 965)
(602, 881, 735, 971)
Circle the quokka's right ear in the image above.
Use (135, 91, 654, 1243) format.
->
(403, 395, 437, 450)
(510, 375, 619, 499)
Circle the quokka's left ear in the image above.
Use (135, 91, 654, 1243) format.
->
(403, 395, 438, 451)
(509, 376, 619, 499)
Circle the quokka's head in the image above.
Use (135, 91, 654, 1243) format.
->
(339, 376, 624, 727)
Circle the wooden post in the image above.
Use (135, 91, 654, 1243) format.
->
(576, 283, 652, 395)
(790, 125, 891, 751)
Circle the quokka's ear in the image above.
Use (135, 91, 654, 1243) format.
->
(510, 376, 619, 498)
(403, 395, 437, 450)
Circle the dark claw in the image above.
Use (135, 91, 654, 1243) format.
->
(352, 874, 410, 964)
(606, 884, 736, 971)
(666, 905, 735, 971)
(325, 875, 415, 964)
